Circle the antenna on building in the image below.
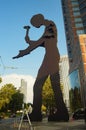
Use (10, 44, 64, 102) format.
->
(0, 56, 18, 75)
(18, 79, 33, 130)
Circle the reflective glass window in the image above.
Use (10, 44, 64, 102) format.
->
(71, 1, 79, 6)
(69, 69, 82, 111)
(73, 12, 80, 16)
(75, 23, 83, 28)
(72, 7, 79, 11)
(74, 18, 82, 22)
(76, 30, 85, 35)
(69, 69, 80, 89)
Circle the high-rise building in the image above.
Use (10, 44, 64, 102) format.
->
(78, 0, 86, 33)
(78, 34, 86, 106)
(59, 55, 70, 110)
(61, 0, 86, 112)
(61, 0, 86, 66)
(19, 79, 27, 103)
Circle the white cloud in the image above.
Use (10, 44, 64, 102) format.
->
(0, 74, 35, 103)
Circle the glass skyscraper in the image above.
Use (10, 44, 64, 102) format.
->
(61, 0, 86, 64)
(61, 0, 86, 115)
(78, 0, 86, 33)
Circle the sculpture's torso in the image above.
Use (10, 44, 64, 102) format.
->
(37, 22, 60, 78)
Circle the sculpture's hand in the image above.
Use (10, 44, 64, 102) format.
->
(12, 49, 30, 59)
(25, 35, 30, 44)
(24, 25, 31, 45)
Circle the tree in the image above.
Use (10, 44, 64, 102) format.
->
(0, 84, 24, 113)
(42, 76, 56, 109)
(69, 87, 82, 112)
(0, 84, 17, 111)
(42, 76, 64, 112)
(8, 90, 24, 113)
(0, 77, 2, 83)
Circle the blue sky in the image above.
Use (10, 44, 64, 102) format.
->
(0, 0, 67, 77)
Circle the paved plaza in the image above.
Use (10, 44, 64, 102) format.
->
(32, 118, 86, 130)
(0, 117, 86, 130)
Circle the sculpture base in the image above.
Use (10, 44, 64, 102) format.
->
(48, 112, 69, 122)
(29, 112, 42, 122)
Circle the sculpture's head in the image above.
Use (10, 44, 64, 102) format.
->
(30, 14, 44, 28)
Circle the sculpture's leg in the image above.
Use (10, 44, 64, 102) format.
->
(29, 76, 47, 121)
(48, 72, 69, 121)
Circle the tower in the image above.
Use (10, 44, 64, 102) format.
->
(61, 0, 86, 111)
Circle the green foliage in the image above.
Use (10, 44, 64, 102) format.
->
(0, 84, 16, 110)
(0, 84, 24, 112)
(60, 83, 64, 93)
(8, 90, 24, 113)
(42, 76, 56, 108)
(0, 77, 2, 83)
(69, 87, 82, 112)
(42, 76, 64, 109)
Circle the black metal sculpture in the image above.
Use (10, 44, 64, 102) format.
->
(13, 14, 69, 122)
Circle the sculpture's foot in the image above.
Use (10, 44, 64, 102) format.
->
(48, 112, 69, 122)
(29, 112, 42, 122)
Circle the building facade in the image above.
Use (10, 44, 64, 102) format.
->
(19, 79, 27, 103)
(78, 0, 86, 33)
(61, 0, 86, 111)
(59, 55, 70, 110)
(78, 34, 86, 107)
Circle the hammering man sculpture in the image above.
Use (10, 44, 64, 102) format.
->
(13, 14, 69, 121)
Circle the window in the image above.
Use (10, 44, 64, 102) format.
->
(74, 18, 82, 22)
(76, 30, 85, 35)
(75, 23, 83, 28)
(72, 7, 79, 11)
(85, 29, 86, 33)
(84, 38, 86, 43)
(73, 12, 80, 16)
(83, 22, 86, 27)
(69, 69, 80, 89)
(71, 1, 79, 6)
(79, 2, 86, 9)
(80, 7, 86, 14)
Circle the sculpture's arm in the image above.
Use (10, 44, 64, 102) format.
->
(25, 34, 44, 46)
(13, 38, 44, 59)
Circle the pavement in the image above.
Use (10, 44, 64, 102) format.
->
(0, 117, 86, 130)
(32, 118, 86, 130)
